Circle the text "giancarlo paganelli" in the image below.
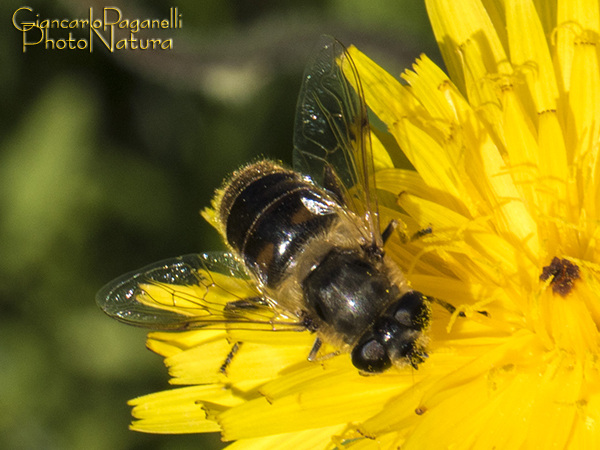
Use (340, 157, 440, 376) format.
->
(12, 7, 182, 53)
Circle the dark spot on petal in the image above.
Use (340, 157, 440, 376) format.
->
(540, 257, 580, 296)
(415, 406, 427, 415)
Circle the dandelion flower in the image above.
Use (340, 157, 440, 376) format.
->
(127, 0, 600, 448)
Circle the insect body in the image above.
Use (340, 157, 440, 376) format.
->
(97, 36, 431, 373)
(213, 160, 430, 372)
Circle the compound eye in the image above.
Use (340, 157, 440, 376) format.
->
(391, 291, 429, 329)
(351, 337, 391, 373)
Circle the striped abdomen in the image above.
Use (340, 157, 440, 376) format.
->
(218, 161, 338, 288)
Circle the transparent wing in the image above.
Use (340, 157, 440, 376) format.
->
(96, 253, 305, 332)
(293, 35, 381, 246)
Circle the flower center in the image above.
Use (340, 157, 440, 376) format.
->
(539, 257, 581, 297)
(537, 257, 600, 357)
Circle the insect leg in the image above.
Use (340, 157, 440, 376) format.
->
(433, 298, 489, 318)
(381, 219, 398, 245)
(382, 219, 420, 245)
(411, 226, 432, 241)
(307, 337, 341, 363)
(220, 342, 242, 375)
(384, 221, 433, 245)
(307, 337, 322, 362)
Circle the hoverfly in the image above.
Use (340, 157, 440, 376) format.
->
(97, 36, 431, 373)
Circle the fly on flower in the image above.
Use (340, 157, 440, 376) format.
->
(96, 36, 431, 374)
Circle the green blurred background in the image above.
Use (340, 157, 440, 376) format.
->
(1, 0, 439, 449)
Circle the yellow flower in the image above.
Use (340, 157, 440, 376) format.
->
(128, 0, 600, 448)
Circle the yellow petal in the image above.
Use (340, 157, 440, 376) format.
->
(537, 110, 569, 216)
(129, 384, 242, 434)
(555, 0, 600, 94)
(370, 130, 394, 172)
(426, 0, 511, 96)
(348, 48, 470, 214)
(524, 356, 583, 448)
(164, 338, 233, 385)
(567, 36, 600, 169)
(506, 0, 559, 116)
(501, 87, 540, 210)
(218, 366, 411, 440)
(223, 425, 344, 450)
(396, 193, 470, 239)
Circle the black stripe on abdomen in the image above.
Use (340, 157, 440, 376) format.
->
(223, 168, 337, 288)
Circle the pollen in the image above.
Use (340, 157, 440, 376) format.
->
(540, 257, 581, 297)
